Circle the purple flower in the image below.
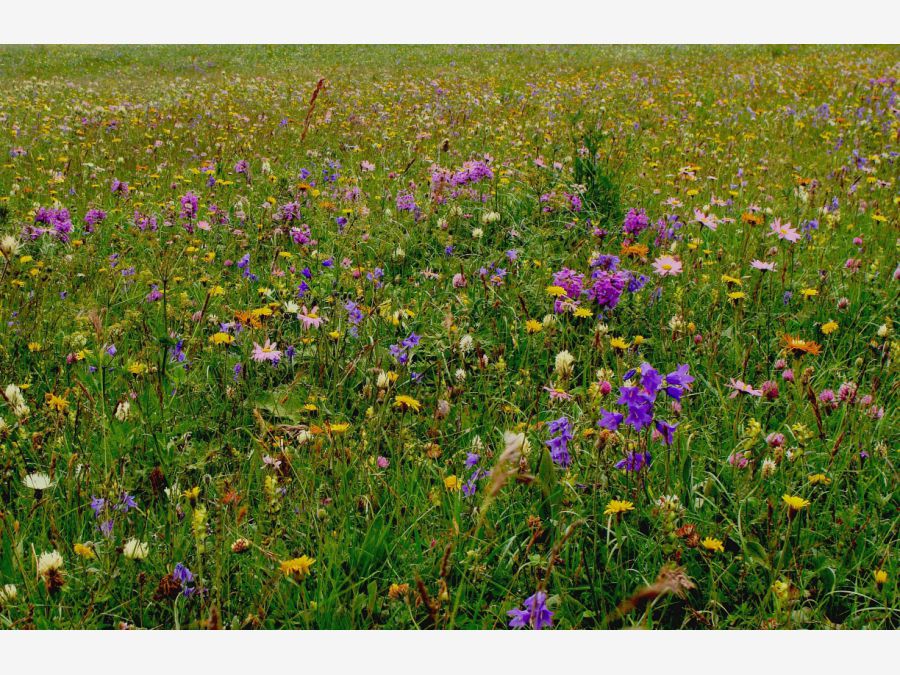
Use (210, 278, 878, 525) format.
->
(508, 591, 553, 630)
(598, 408, 624, 431)
(545, 417, 573, 467)
(90, 496, 106, 517)
(614, 451, 652, 472)
(465, 453, 480, 469)
(117, 492, 137, 513)
(654, 419, 678, 446)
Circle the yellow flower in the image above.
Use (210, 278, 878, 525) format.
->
(800, 288, 818, 298)
(393, 395, 421, 413)
(209, 332, 235, 345)
(128, 362, 148, 375)
(721, 274, 742, 285)
(820, 320, 838, 335)
(525, 319, 543, 334)
(808, 473, 831, 485)
(874, 569, 888, 585)
(609, 336, 630, 351)
(573, 306, 593, 319)
(45, 393, 68, 413)
(545, 285, 567, 297)
(782, 494, 810, 511)
(604, 499, 634, 516)
(701, 537, 725, 553)
(183, 486, 200, 502)
(73, 543, 95, 559)
(27, 342, 42, 352)
(444, 475, 461, 492)
(727, 291, 746, 300)
(280, 555, 315, 580)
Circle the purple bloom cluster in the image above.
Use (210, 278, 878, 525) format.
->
(545, 416, 573, 467)
(276, 201, 303, 223)
(623, 207, 650, 236)
(598, 363, 691, 447)
(450, 160, 493, 187)
(31, 206, 74, 242)
(179, 192, 199, 220)
(173, 563, 196, 597)
(389, 332, 420, 365)
(508, 591, 553, 630)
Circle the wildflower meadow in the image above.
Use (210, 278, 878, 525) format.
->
(0, 45, 896, 629)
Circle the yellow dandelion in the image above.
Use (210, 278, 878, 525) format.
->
(525, 319, 543, 334)
(46, 393, 68, 413)
(874, 569, 888, 585)
(545, 285, 567, 298)
(808, 473, 831, 485)
(444, 475, 461, 492)
(610, 336, 630, 351)
(128, 362, 148, 375)
(800, 288, 818, 298)
(782, 494, 810, 511)
(701, 537, 725, 553)
(604, 499, 634, 516)
(209, 332, 235, 345)
(820, 321, 838, 335)
(393, 395, 421, 413)
(280, 555, 316, 580)
(73, 543, 95, 559)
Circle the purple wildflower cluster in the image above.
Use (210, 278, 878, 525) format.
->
(623, 207, 650, 237)
(508, 591, 553, 630)
(29, 206, 74, 242)
(451, 160, 494, 187)
(179, 192, 199, 220)
(545, 416, 573, 467)
(598, 363, 692, 449)
(389, 332, 420, 365)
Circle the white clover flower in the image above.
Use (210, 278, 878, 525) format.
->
(36, 550, 64, 577)
(458, 334, 474, 354)
(761, 458, 777, 478)
(471, 227, 484, 239)
(554, 350, 575, 379)
(115, 400, 131, 422)
(123, 538, 149, 560)
(0, 584, 17, 603)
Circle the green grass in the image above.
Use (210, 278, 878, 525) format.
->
(0, 44, 897, 629)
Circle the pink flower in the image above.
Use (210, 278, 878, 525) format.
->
(693, 208, 719, 231)
(652, 254, 683, 277)
(728, 378, 762, 398)
(251, 340, 282, 363)
(298, 306, 322, 330)
(750, 259, 776, 272)
(768, 218, 800, 243)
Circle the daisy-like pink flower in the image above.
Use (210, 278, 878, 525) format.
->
(298, 306, 323, 330)
(251, 340, 282, 364)
(652, 254, 683, 276)
(768, 218, 800, 243)
(728, 378, 762, 398)
(543, 386, 573, 401)
(693, 208, 719, 231)
(750, 259, 776, 272)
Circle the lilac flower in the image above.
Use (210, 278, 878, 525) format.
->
(117, 492, 137, 513)
(623, 208, 650, 236)
(90, 496, 106, 517)
(179, 192, 199, 220)
(508, 591, 553, 630)
(545, 416, 573, 467)
(465, 453, 480, 469)
(598, 408, 624, 431)
(615, 451, 652, 472)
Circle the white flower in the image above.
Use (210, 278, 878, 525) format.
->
(458, 334, 474, 354)
(876, 323, 889, 338)
(761, 458, 777, 478)
(0, 234, 21, 259)
(283, 300, 299, 314)
(36, 550, 64, 577)
(376, 371, 391, 389)
(454, 368, 466, 382)
(115, 400, 131, 421)
(4, 383, 29, 418)
(554, 350, 575, 379)
(122, 538, 149, 560)
(23, 472, 53, 491)
(501, 431, 526, 463)
(471, 227, 484, 239)
(0, 416, 9, 435)
(0, 584, 17, 603)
